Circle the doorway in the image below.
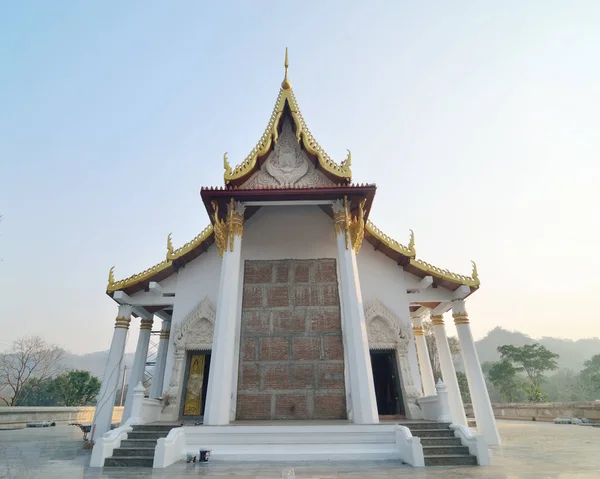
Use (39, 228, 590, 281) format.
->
(180, 351, 211, 419)
(370, 350, 405, 417)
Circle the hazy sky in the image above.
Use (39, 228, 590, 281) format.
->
(1, 2, 599, 355)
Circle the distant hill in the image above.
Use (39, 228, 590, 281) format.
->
(62, 350, 134, 380)
(475, 327, 600, 371)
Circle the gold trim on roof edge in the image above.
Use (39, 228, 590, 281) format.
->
(107, 224, 214, 292)
(366, 220, 416, 257)
(409, 258, 480, 287)
(224, 86, 352, 183)
(365, 220, 479, 287)
(166, 224, 214, 260)
(107, 259, 172, 293)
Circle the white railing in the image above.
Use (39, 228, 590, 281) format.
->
(417, 379, 452, 423)
(394, 425, 425, 467)
(450, 424, 491, 466)
(140, 398, 163, 424)
(154, 427, 186, 468)
(89, 424, 132, 467)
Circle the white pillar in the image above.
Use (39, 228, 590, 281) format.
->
(332, 199, 378, 424)
(452, 300, 501, 445)
(122, 317, 153, 422)
(150, 320, 171, 399)
(90, 304, 132, 443)
(412, 316, 437, 396)
(430, 314, 467, 426)
(203, 200, 245, 425)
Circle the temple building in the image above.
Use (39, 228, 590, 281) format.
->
(90, 50, 499, 467)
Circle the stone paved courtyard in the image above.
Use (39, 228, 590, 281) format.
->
(0, 420, 599, 478)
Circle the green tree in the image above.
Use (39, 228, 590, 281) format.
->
(580, 354, 600, 395)
(0, 336, 64, 406)
(456, 371, 471, 404)
(15, 378, 58, 406)
(52, 370, 101, 406)
(487, 359, 521, 402)
(498, 344, 559, 387)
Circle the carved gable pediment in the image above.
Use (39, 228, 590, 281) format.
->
(364, 298, 410, 351)
(173, 296, 216, 352)
(242, 118, 335, 189)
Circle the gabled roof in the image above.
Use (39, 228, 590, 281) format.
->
(106, 50, 480, 297)
(223, 48, 352, 186)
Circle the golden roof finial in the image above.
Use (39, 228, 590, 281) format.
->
(108, 266, 115, 285)
(471, 261, 479, 281)
(281, 47, 291, 90)
(167, 233, 174, 257)
(223, 152, 232, 177)
(408, 229, 415, 253)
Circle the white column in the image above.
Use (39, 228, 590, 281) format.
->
(332, 199, 378, 424)
(90, 304, 132, 443)
(203, 200, 245, 425)
(150, 320, 171, 398)
(412, 316, 436, 396)
(430, 314, 467, 426)
(452, 299, 501, 445)
(122, 317, 153, 422)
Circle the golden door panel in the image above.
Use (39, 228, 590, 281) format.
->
(183, 354, 205, 416)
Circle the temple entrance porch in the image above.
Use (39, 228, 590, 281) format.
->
(370, 350, 405, 417)
(180, 351, 211, 420)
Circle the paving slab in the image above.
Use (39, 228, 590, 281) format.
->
(0, 420, 599, 478)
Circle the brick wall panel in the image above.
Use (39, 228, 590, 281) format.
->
(259, 337, 290, 361)
(237, 259, 346, 420)
(274, 394, 309, 419)
(266, 285, 291, 307)
(272, 310, 306, 333)
(317, 363, 345, 389)
(310, 309, 342, 332)
(244, 262, 274, 284)
(242, 286, 264, 309)
(314, 393, 346, 419)
(292, 337, 321, 361)
(323, 335, 344, 360)
(237, 394, 271, 420)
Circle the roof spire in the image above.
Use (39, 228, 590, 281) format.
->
(281, 47, 291, 90)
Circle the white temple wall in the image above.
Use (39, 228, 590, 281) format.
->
(356, 244, 424, 405)
(162, 246, 221, 393)
(242, 205, 338, 260)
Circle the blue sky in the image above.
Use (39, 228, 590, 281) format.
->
(1, 1, 599, 354)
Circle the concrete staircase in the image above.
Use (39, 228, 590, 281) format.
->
(103, 425, 173, 467)
(402, 422, 478, 466)
(103, 422, 478, 468)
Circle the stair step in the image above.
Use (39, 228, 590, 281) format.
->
(424, 454, 478, 466)
(398, 422, 452, 430)
(420, 437, 463, 446)
(120, 439, 158, 448)
(131, 424, 177, 432)
(104, 456, 155, 468)
(112, 447, 156, 457)
(409, 429, 455, 438)
(423, 445, 470, 455)
(126, 431, 170, 440)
